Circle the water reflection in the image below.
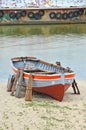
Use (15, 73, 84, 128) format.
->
(0, 24, 86, 36)
(0, 24, 86, 82)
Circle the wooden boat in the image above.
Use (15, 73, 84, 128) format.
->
(11, 56, 75, 101)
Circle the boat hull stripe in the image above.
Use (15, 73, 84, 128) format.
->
(64, 73, 75, 79)
(12, 66, 61, 80)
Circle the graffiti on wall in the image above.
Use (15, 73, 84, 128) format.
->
(0, 0, 86, 8)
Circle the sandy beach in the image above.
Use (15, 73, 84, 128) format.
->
(0, 80, 86, 130)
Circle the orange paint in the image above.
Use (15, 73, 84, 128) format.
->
(64, 73, 75, 79)
(12, 66, 61, 80)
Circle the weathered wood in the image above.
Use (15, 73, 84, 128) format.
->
(74, 79, 80, 94)
(56, 61, 61, 66)
(12, 56, 73, 73)
(72, 81, 76, 94)
(35, 71, 56, 74)
(24, 68, 57, 74)
(7, 74, 15, 92)
(15, 69, 24, 98)
(10, 72, 20, 96)
(25, 73, 33, 101)
(72, 79, 80, 94)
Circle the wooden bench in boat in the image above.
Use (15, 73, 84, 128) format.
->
(24, 68, 57, 74)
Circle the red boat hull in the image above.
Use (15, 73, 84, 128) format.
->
(33, 83, 70, 101)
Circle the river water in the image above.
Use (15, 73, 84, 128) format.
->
(0, 24, 86, 82)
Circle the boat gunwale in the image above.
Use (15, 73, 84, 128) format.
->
(11, 56, 75, 80)
(11, 56, 74, 73)
(11, 65, 62, 80)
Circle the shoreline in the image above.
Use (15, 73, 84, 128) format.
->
(0, 80, 86, 130)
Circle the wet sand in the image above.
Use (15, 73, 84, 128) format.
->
(0, 80, 86, 130)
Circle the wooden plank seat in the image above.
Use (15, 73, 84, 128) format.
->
(24, 68, 56, 74)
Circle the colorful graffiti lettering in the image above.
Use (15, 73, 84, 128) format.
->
(0, 0, 86, 8)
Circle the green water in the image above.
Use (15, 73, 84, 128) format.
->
(0, 24, 86, 36)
